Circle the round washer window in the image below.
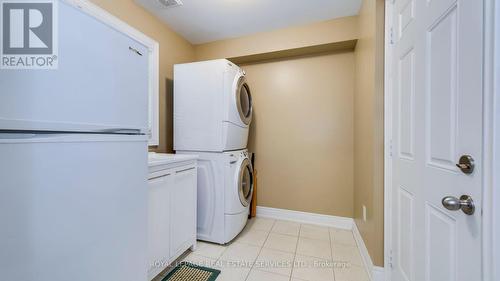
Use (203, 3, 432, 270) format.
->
(240, 84, 252, 118)
(238, 160, 254, 207)
(241, 165, 252, 199)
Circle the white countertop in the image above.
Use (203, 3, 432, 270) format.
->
(148, 152, 198, 167)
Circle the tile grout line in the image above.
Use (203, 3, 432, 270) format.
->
(289, 223, 302, 281)
(215, 243, 227, 264)
(243, 218, 277, 281)
(329, 228, 337, 281)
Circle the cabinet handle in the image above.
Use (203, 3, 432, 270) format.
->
(175, 167, 195, 174)
(149, 174, 171, 181)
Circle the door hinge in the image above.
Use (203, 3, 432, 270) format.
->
(389, 249, 394, 269)
(389, 139, 394, 158)
(390, 27, 395, 45)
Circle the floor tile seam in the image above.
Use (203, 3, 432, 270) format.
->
(244, 219, 276, 281)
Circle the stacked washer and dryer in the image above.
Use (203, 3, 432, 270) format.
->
(174, 59, 254, 244)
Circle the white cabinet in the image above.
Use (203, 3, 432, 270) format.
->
(147, 155, 197, 280)
(147, 171, 172, 278)
(170, 166, 197, 258)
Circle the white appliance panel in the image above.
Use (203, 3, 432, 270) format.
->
(178, 150, 249, 244)
(0, 1, 149, 133)
(222, 121, 250, 151)
(174, 59, 250, 152)
(174, 60, 225, 151)
(224, 212, 250, 243)
(194, 156, 226, 243)
(0, 134, 148, 281)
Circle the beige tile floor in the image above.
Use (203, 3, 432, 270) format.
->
(157, 218, 369, 281)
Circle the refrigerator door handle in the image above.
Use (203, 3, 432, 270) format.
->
(0, 128, 143, 136)
(97, 128, 143, 135)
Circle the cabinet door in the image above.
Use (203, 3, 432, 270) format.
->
(170, 166, 197, 258)
(148, 173, 172, 279)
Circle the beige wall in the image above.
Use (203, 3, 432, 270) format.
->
(90, 0, 195, 153)
(243, 52, 355, 217)
(353, 0, 385, 266)
(195, 16, 358, 61)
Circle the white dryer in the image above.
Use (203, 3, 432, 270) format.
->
(178, 149, 253, 244)
(174, 59, 253, 152)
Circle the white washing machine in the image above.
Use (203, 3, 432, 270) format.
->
(178, 149, 253, 244)
(174, 59, 253, 152)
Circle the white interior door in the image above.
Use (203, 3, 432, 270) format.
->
(390, 0, 483, 280)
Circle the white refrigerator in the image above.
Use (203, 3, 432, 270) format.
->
(0, 2, 150, 281)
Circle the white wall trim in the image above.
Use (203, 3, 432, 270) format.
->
(372, 266, 386, 281)
(383, 1, 394, 281)
(483, 0, 498, 280)
(256, 206, 353, 230)
(492, 1, 499, 279)
(352, 223, 374, 278)
(63, 0, 160, 146)
(351, 223, 385, 281)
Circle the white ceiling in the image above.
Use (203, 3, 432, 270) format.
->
(134, 0, 362, 44)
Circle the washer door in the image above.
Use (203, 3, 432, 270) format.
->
(236, 76, 253, 125)
(238, 158, 254, 207)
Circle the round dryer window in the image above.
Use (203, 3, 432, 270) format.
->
(236, 78, 253, 125)
(238, 159, 254, 207)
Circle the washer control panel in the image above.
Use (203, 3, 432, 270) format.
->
(228, 150, 248, 164)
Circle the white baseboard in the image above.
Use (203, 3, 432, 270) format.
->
(352, 223, 374, 279)
(372, 266, 386, 281)
(352, 222, 386, 281)
(256, 206, 353, 230)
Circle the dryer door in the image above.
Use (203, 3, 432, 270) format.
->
(236, 76, 253, 125)
(238, 158, 254, 207)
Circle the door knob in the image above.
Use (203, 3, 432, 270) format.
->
(441, 195, 475, 215)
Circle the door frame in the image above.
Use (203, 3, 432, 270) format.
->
(383, 1, 394, 280)
(383, 0, 499, 280)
